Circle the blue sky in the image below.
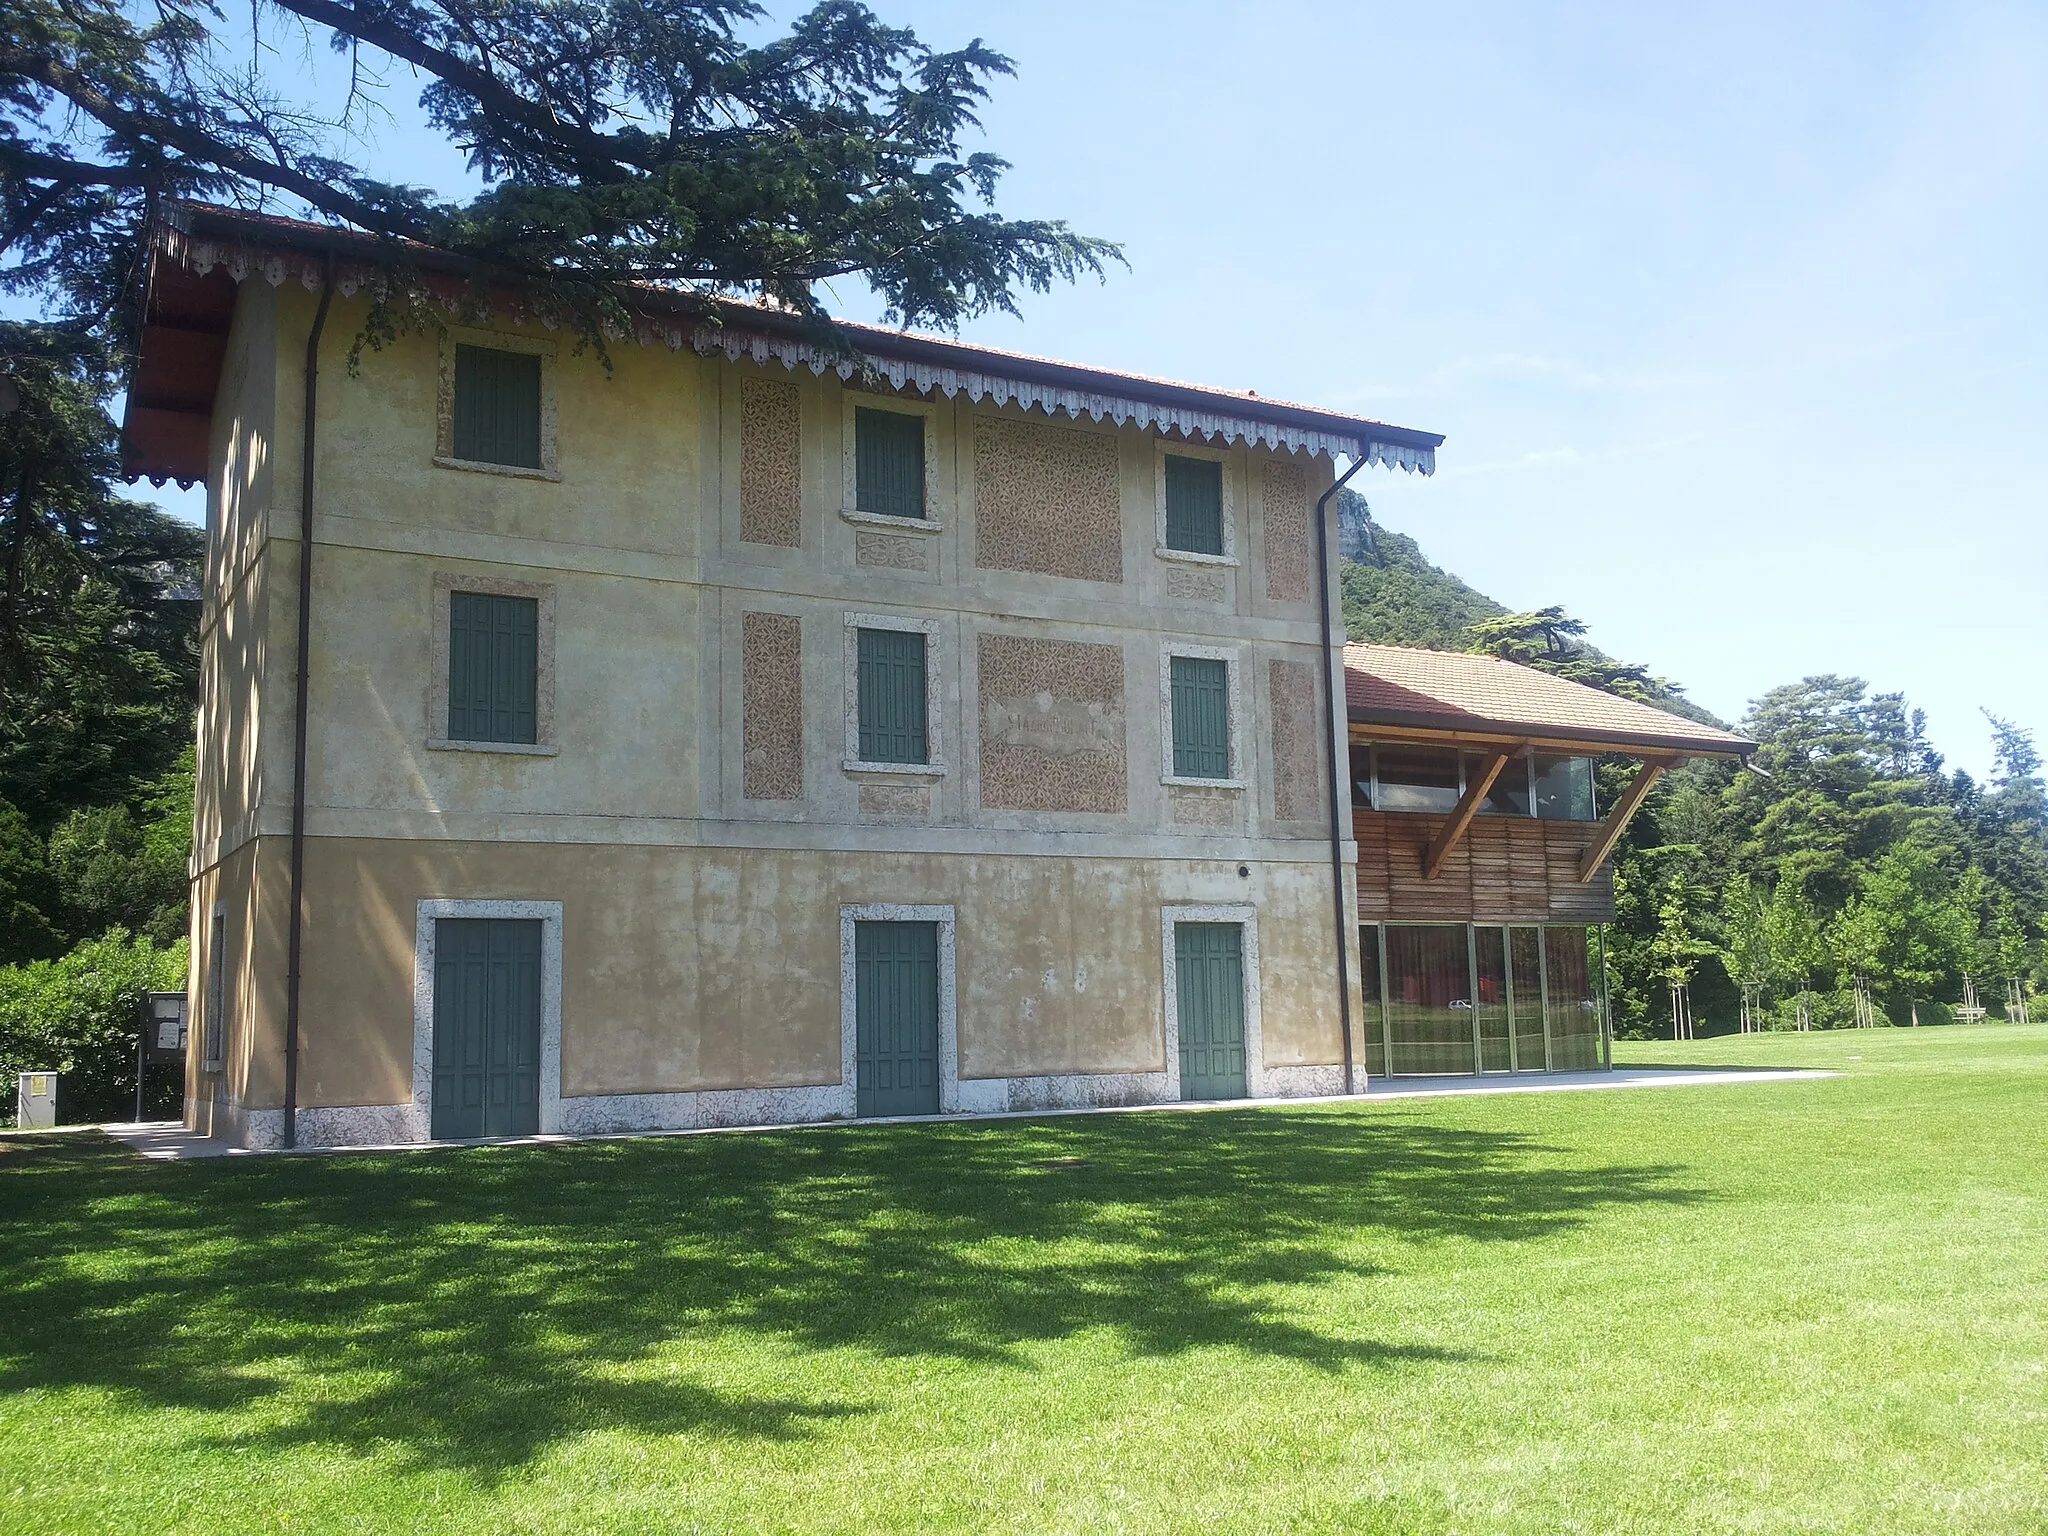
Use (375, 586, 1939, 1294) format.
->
(139, 0, 2046, 777)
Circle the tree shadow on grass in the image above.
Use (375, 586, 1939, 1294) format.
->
(0, 1108, 1704, 1481)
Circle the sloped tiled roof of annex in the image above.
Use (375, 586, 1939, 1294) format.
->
(1344, 643, 1753, 758)
(149, 202, 1443, 462)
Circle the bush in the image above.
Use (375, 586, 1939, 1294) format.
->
(0, 930, 187, 1124)
(46, 757, 192, 948)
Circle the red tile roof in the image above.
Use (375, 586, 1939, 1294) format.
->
(1344, 643, 1753, 758)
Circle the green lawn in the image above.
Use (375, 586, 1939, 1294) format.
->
(3, 1028, 2044, 1535)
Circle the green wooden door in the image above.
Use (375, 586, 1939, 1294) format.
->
(1176, 922, 1247, 1100)
(431, 918, 542, 1139)
(855, 920, 940, 1117)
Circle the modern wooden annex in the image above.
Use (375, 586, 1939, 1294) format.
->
(125, 202, 1738, 1150)
(1342, 643, 1752, 1077)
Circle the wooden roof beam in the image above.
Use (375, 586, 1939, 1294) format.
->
(1576, 758, 1674, 884)
(1350, 721, 1748, 762)
(1422, 748, 1509, 880)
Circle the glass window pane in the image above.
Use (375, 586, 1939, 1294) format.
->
(1384, 925, 1475, 1075)
(1373, 745, 1462, 814)
(1474, 754, 1532, 816)
(1474, 926, 1511, 1072)
(1359, 925, 1385, 1078)
(1510, 926, 1546, 1071)
(1350, 744, 1373, 807)
(1163, 456, 1224, 555)
(1533, 755, 1596, 821)
(1545, 928, 1601, 1070)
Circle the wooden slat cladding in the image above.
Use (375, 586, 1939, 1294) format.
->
(1354, 809, 1615, 924)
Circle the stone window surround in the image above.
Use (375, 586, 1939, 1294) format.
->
(1159, 903, 1267, 1100)
(843, 611, 946, 777)
(433, 326, 561, 481)
(1154, 438, 1239, 567)
(1158, 641, 1246, 789)
(840, 390, 944, 533)
(838, 903, 964, 1114)
(412, 898, 566, 1140)
(428, 572, 560, 756)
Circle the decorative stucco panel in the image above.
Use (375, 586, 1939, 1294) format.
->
(1269, 658, 1323, 822)
(741, 611, 803, 800)
(1262, 460, 1313, 603)
(1164, 566, 1226, 605)
(973, 417, 1123, 584)
(855, 531, 927, 571)
(740, 378, 802, 547)
(1168, 786, 1238, 828)
(977, 634, 1127, 813)
(859, 783, 931, 818)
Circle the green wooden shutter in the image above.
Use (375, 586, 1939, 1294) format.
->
(854, 920, 941, 1116)
(855, 408, 925, 518)
(1170, 655, 1230, 778)
(431, 918, 542, 1139)
(448, 591, 539, 743)
(1176, 922, 1247, 1099)
(1163, 455, 1224, 555)
(857, 627, 928, 764)
(452, 345, 543, 468)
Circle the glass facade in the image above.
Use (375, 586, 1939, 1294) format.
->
(1359, 925, 1386, 1078)
(1364, 922, 1610, 1077)
(1544, 927, 1603, 1071)
(1371, 746, 1463, 813)
(1384, 925, 1474, 1074)
(1355, 743, 1599, 822)
(1532, 755, 1597, 822)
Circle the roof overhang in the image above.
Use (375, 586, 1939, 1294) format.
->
(122, 203, 1446, 484)
(1348, 709, 1752, 762)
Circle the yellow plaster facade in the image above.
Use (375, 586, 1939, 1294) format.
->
(185, 277, 1369, 1147)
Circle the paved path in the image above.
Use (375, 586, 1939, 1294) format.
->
(85, 1065, 1835, 1160)
(1360, 1066, 1836, 1101)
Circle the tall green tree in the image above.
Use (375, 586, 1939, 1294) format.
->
(0, 798, 63, 964)
(1729, 677, 1953, 908)
(0, 327, 202, 830)
(1850, 845, 1973, 1020)
(1971, 712, 2047, 920)
(3, 0, 1118, 335)
(1720, 876, 1774, 1029)
(1764, 880, 1827, 1028)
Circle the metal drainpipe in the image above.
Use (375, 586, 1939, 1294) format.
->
(282, 253, 336, 1150)
(1315, 451, 1373, 1095)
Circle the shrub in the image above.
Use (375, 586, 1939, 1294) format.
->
(0, 930, 187, 1123)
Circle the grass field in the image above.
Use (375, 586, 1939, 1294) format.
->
(2, 1026, 2044, 1534)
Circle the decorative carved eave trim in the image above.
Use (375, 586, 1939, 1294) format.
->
(156, 224, 1437, 470)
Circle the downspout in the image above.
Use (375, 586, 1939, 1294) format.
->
(282, 253, 336, 1150)
(1315, 450, 1373, 1095)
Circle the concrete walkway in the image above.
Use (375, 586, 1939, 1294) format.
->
(96, 1120, 244, 1160)
(82, 1064, 1835, 1161)
(1360, 1065, 1835, 1101)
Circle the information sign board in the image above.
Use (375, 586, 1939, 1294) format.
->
(141, 992, 189, 1065)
